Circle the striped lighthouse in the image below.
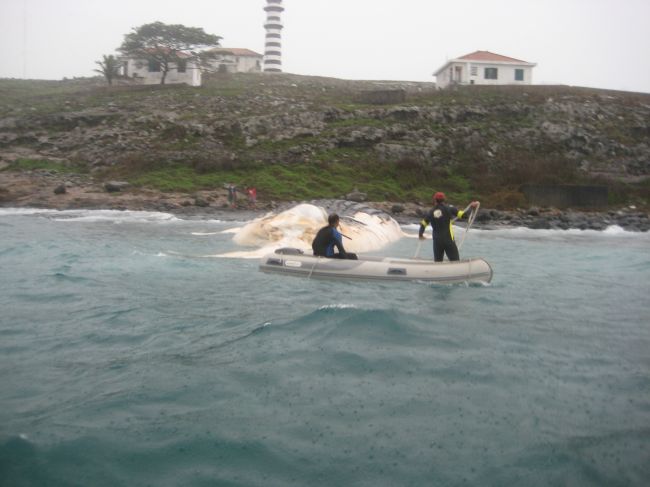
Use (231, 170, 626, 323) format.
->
(263, 0, 284, 72)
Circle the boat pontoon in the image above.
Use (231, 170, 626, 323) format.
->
(259, 248, 493, 284)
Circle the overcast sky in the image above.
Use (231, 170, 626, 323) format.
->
(1, 0, 649, 93)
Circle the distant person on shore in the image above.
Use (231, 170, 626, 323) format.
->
(227, 184, 237, 208)
(247, 187, 257, 208)
(312, 214, 358, 259)
(419, 192, 479, 262)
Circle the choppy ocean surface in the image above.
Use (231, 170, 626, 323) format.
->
(1, 208, 649, 487)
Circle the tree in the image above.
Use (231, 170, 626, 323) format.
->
(118, 22, 222, 85)
(94, 54, 121, 85)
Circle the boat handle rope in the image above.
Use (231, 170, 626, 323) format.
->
(307, 257, 319, 279)
(413, 239, 423, 259)
(456, 201, 480, 251)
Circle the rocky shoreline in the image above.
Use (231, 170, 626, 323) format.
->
(1, 170, 649, 231)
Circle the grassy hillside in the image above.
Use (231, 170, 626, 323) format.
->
(1, 74, 649, 208)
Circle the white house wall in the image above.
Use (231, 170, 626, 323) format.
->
(437, 62, 533, 89)
(125, 59, 201, 87)
(209, 55, 262, 73)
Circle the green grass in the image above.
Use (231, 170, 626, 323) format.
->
(126, 156, 476, 203)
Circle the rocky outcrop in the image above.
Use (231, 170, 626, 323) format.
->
(476, 207, 650, 232)
(104, 181, 130, 192)
(1, 76, 649, 218)
(2, 77, 648, 183)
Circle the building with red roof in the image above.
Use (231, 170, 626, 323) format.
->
(433, 51, 536, 89)
(120, 50, 202, 87)
(120, 46, 263, 86)
(206, 47, 263, 74)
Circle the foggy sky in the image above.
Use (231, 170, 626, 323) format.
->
(1, 0, 649, 93)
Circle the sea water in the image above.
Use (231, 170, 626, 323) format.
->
(0, 208, 648, 486)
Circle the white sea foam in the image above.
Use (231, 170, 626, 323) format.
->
(403, 222, 647, 238)
(54, 210, 180, 223)
(401, 223, 422, 232)
(472, 225, 647, 238)
(0, 207, 181, 223)
(319, 304, 359, 310)
(0, 208, 62, 216)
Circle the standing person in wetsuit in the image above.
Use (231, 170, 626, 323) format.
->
(418, 192, 479, 262)
(312, 214, 358, 259)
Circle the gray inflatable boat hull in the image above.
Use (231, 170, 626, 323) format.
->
(259, 249, 493, 284)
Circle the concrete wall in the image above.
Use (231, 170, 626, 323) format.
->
(521, 184, 609, 208)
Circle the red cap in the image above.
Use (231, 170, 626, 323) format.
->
(433, 192, 446, 202)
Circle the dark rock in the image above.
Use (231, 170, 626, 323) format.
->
(391, 204, 404, 214)
(194, 197, 209, 207)
(104, 181, 130, 192)
(53, 184, 67, 195)
(346, 190, 367, 202)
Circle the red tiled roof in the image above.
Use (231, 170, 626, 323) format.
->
(208, 48, 263, 57)
(457, 50, 529, 63)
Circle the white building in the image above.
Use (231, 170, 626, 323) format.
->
(121, 52, 202, 87)
(434, 51, 536, 89)
(120, 47, 263, 86)
(206, 48, 263, 73)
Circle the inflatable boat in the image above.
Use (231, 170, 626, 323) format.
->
(259, 248, 493, 284)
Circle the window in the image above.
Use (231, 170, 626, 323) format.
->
(177, 59, 187, 73)
(470, 66, 477, 76)
(515, 69, 524, 81)
(148, 60, 161, 72)
(484, 67, 498, 80)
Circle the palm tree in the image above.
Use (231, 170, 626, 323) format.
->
(94, 54, 121, 85)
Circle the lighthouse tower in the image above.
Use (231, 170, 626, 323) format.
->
(263, 0, 284, 72)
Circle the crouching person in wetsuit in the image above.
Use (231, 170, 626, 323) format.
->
(418, 192, 479, 262)
(312, 214, 358, 259)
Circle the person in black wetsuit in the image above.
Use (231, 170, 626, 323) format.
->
(312, 214, 358, 259)
(418, 192, 479, 262)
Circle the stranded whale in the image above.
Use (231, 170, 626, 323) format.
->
(218, 201, 404, 259)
